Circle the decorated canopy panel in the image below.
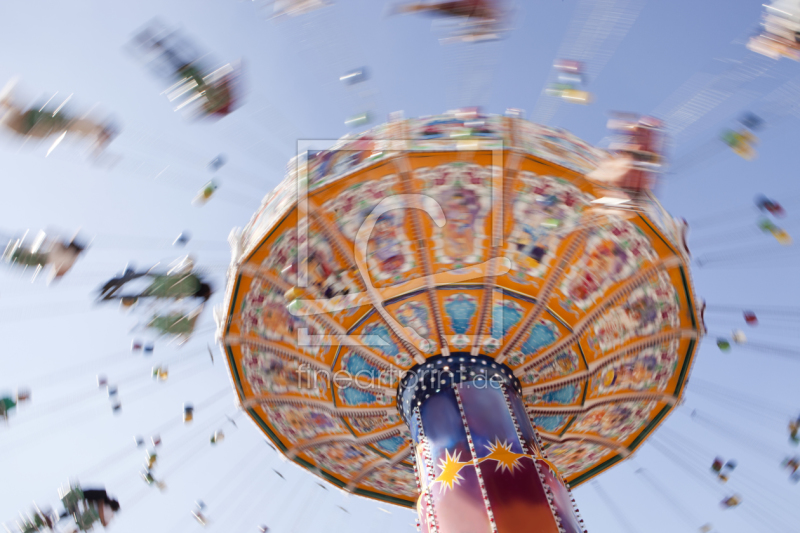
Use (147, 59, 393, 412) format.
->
(219, 113, 703, 507)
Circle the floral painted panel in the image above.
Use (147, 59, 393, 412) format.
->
(491, 298, 524, 338)
(262, 404, 348, 444)
(360, 462, 417, 498)
(524, 382, 583, 406)
(366, 207, 417, 285)
(322, 175, 401, 242)
(559, 219, 658, 312)
(589, 341, 680, 397)
(505, 174, 594, 282)
(322, 175, 417, 285)
(507, 318, 561, 366)
(372, 435, 409, 456)
(546, 441, 612, 477)
(240, 281, 327, 359)
(570, 401, 657, 441)
(307, 136, 390, 190)
(519, 348, 581, 386)
(481, 297, 525, 353)
(241, 346, 328, 398)
(304, 443, 378, 479)
(261, 227, 359, 300)
(393, 300, 438, 354)
(532, 414, 571, 434)
(345, 413, 402, 435)
(443, 293, 478, 350)
(340, 351, 397, 388)
(408, 114, 506, 150)
(417, 163, 492, 268)
(587, 270, 680, 355)
(513, 121, 605, 173)
(336, 385, 393, 407)
(358, 321, 413, 368)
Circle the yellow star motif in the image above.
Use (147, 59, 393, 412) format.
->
(479, 439, 527, 473)
(433, 448, 470, 493)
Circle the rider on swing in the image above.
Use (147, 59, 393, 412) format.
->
(0, 80, 117, 156)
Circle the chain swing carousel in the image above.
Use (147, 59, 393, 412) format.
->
(217, 111, 704, 533)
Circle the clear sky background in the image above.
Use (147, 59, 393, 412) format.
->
(1, 1, 799, 532)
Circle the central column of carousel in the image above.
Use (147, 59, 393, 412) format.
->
(397, 355, 586, 533)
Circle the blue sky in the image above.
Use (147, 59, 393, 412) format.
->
(1, 0, 799, 532)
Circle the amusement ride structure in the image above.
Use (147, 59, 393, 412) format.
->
(218, 110, 704, 532)
(7, 0, 800, 531)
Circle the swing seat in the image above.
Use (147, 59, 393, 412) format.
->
(340, 68, 368, 86)
(121, 296, 139, 308)
(345, 113, 370, 127)
(174, 232, 191, 247)
(561, 89, 591, 104)
(554, 59, 582, 73)
(201, 180, 218, 198)
(765, 203, 785, 216)
(75, 507, 99, 531)
(732, 143, 756, 160)
(209, 155, 226, 171)
(59, 487, 84, 511)
(740, 113, 763, 130)
(772, 228, 792, 245)
(556, 71, 582, 85)
(758, 218, 777, 232)
(721, 495, 741, 508)
(720, 129, 739, 147)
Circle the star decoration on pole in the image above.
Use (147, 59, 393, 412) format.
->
(479, 439, 528, 473)
(434, 448, 470, 493)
